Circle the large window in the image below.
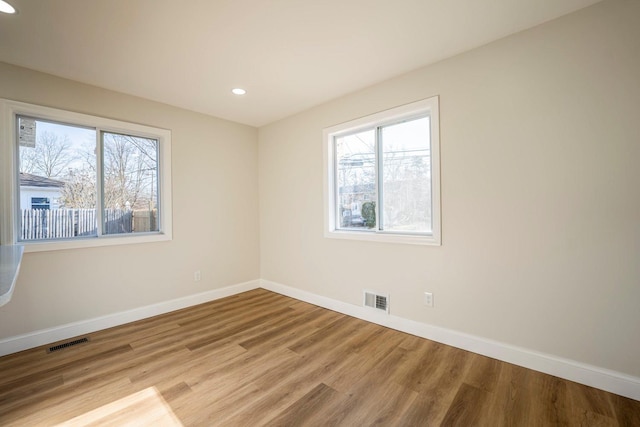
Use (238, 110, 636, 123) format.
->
(1, 100, 172, 251)
(323, 97, 440, 245)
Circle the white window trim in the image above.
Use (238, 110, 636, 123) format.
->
(323, 97, 441, 246)
(0, 99, 173, 252)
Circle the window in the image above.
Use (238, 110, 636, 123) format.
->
(323, 97, 440, 245)
(31, 197, 50, 210)
(1, 99, 172, 251)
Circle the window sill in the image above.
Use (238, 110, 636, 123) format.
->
(21, 233, 171, 253)
(324, 229, 441, 246)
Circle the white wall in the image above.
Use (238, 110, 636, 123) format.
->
(258, 0, 640, 378)
(0, 62, 260, 338)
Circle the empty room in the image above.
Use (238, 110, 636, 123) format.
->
(0, 0, 639, 425)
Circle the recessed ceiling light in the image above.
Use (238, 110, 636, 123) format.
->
(232, 88, 246, 96)
(0, 1, 16, 14)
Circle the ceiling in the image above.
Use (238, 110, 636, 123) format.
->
(0, 0, 600, 127)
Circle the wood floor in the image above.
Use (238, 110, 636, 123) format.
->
(0, 289, 638, 426)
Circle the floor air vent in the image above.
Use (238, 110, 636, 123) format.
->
(363, 290, 389, 314)
(48, 337, 89, 353)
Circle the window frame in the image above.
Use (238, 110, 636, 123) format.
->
(0, 99, 173, 252)
(323, 97, 441, 246)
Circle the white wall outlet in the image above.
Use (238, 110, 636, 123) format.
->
(424, 291, 434, 307)
(194, 270, 201, 282)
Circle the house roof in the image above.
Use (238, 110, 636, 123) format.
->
(19, 173, 65, 188)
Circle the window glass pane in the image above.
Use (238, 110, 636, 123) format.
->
(335, 129, 377, 229)
(102, 132, 159, 234)
(380, 116, 431, 233)
(18, 117, 97, 240)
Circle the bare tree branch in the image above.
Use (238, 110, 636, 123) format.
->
(20, 131, 76, 178)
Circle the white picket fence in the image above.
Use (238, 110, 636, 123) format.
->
(20, 208, 138, 240)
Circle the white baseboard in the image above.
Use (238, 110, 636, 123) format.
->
(260, 279, 640, 401)
(0, 279, 260, 357)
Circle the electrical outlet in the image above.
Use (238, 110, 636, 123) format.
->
(194, 270, 201, 282)
(424, 292, 434, 307)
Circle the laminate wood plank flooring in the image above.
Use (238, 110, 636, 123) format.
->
(0, 289, 638, 426)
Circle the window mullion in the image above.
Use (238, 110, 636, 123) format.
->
(333, 136, 340, 230)
(376, 126, 383, 232)
(95, 129, 104, 237)
(154, 141, 161, 233)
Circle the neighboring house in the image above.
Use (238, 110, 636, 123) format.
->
(19, 172, 64, 211)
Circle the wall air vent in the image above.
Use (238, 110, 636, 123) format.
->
(363, 290, 389, 314)
(48, 337, 89, 353)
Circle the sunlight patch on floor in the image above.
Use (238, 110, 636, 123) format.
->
(55, 387, 183, 426)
